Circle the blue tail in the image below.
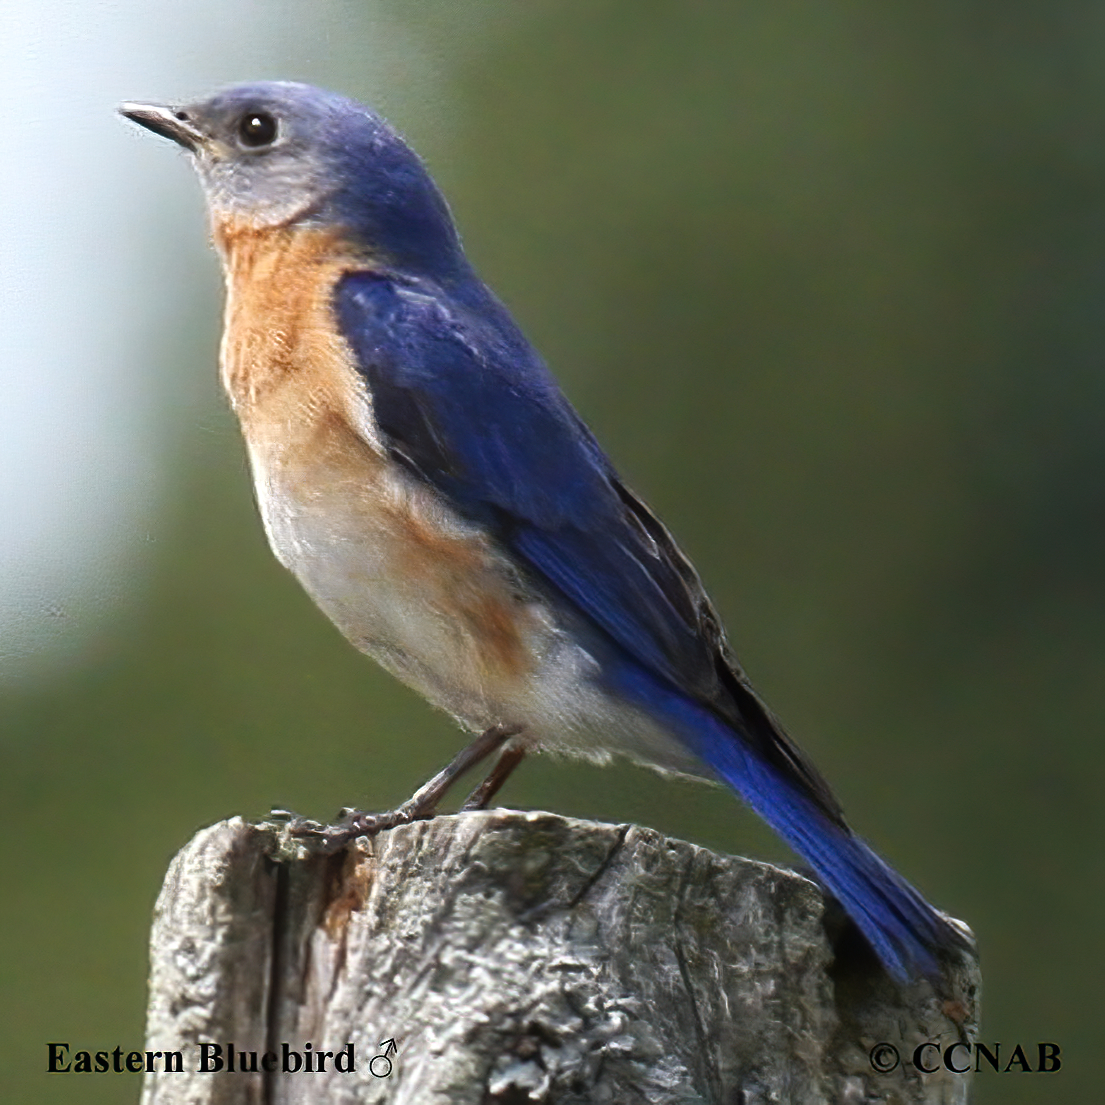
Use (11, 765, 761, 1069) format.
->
(707, 742, 958, 981)
(612, 661, 966, 982)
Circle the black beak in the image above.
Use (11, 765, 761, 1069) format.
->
(119, 102, 205, 151)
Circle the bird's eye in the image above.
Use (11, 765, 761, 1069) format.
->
(237, 111, 278, 148)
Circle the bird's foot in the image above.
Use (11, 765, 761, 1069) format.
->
(281, 803, 424, 852)
(276, 722, 526, 852)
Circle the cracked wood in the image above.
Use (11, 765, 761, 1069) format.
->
(140, 810, 980, 1105)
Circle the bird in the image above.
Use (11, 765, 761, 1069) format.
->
(120, 81, 969, 982)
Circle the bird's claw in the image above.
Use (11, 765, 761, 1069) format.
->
(285, 806, 421, 852)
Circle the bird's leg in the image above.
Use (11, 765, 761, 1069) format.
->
(461, 743, 527, 811)
(383, 722, 524, 824)
(289, 723, 523, 850)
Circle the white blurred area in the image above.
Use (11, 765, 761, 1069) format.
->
(0, 0, 457, 688)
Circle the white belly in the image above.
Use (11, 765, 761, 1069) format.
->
(245, 427, 707, 779)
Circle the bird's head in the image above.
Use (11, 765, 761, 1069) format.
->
(120, 81, 463, 275)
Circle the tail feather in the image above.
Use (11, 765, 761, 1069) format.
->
(727, 746, 961, 980)
(612, 661, 968, 982)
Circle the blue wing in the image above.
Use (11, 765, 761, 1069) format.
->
(334, 268, 973, 982)
(335, 269, 843, 822)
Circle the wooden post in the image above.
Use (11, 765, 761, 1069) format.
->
(140, 810, 979, 1104)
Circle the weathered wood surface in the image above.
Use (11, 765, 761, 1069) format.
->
(140, 810, 979, 1104)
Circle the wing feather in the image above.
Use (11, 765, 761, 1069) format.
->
(335, 269, 844, 824)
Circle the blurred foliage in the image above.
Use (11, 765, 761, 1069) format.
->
(3, 3, 1103, 1102)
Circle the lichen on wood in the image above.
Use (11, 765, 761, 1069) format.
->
(141, 810, 979, 1104)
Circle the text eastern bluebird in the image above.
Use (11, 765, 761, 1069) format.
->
(120, 82, 970, 982)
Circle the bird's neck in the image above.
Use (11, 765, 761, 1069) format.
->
(211, 215, 362, 424)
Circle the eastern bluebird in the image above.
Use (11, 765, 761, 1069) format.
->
(121, 83, 970, 982)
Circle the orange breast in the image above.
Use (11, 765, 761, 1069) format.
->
(213, 217, 366, 426)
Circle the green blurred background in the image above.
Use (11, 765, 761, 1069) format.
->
(3, 2, 1103, 1101)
